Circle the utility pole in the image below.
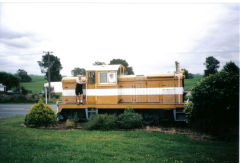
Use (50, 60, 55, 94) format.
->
(43, 51, 53, 103)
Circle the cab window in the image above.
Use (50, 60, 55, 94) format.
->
(88, 72, 95, 84)
(99, 72, 117, 84)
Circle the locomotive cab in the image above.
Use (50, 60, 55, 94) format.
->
(85, 64, 127, 105)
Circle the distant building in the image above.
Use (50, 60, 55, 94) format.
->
(44, 82, 62, 93)
(0, 83, 6, 92)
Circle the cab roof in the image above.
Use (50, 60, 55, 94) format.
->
(86, 64, 126, 71)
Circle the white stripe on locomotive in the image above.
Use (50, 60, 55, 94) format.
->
(62, 87, 183, 96)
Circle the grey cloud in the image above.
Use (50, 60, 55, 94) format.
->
(181, 4, 240, 74)
(0, 51, 42, 75)
(0, 56, 10, 67)
(191, 4, 239, 64)
(0, 38, 30, 48)
(0, 29, 31, 39)
(0, 28, 35, 49)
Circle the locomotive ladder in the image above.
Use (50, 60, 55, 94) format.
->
(173, 108, 185, 121)
(85, 108, 98, 120)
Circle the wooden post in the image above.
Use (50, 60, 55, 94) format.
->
(45, 87, 48, 104)
(48, 53, 51, 101)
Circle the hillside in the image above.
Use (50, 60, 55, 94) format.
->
(184, 74, 203, 91)
(20, 75, 47, 94)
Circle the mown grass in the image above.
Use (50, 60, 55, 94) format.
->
(184, 74, 203, 91)
(20, 75, 47, 94)
(0, 116, 238, 163)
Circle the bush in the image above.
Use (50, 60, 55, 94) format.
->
(84, 108, 143, 130)
(69, 112, 80, 123)
(84, 114, 117, 130)
(117, 108, 143, 129)
(51, 93, 61, 99)
(25, 98, 57, 127)
(185, 62, 239, 134)
(21, 86, 29, 95)
(0, 93, 41, 103)
(183, 102, 194, 124)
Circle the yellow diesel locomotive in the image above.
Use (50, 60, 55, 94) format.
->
(58, 63, 185, 121)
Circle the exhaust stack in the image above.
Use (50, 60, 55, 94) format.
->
(175, 61, 180, 73)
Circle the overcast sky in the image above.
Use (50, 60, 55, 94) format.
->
(0, 3, 239, 76)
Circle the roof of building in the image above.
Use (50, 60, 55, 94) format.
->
(118, 72, 183, 78)
(85, 64, 124, 71)
(44, 82, 62, 93)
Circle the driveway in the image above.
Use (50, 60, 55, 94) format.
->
(0, 104, 58, 118)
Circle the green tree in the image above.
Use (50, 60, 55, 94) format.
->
(109, 59, 134, 75)
(184, 62, 239, 134)
(0, 72, 20, 90)
(222, 61, 239, 74)
(93, 61, 106, 65)
(16, 69, 32, 82)
(71, 67, 86, 76)
(182, 68, 193, 79)
(38, 54, 62, 81)
(204, 56, 220, 77)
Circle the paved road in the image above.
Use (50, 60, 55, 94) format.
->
(0, 104, 58, 118)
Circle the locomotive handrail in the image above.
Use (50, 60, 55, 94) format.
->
(56, 100, 62, 106)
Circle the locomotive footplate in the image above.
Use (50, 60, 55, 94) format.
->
(58, 103, 184, 113)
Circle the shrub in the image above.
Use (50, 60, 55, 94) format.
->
(69, 112, 80, 123)
(51, 93, 61, 99)
(84, 109, 143, 130)
(25, 98, 57, 127)
(183, 102, 194, 124)
(117, 108, 143, 129)
(185, 62, 239, 134)
(21, 86, 29, 95)
(0, 94, 41, 103)
(84, 114, 117, 130)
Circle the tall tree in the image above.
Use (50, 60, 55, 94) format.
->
(71, 67, 86, 76)
(38, 54, 62, 81)
(16, 69, 32, 82)
(204, 56, 220, 77)
(222, 61, 239, 74)
(93, 61, 106, 65)
(181, 68, 193, 79)
(109, 59, 134, 75)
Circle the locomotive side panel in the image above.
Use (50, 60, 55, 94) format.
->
(147, 80, 161, 102)
(118, 82, 135, 103)
(62, 96, 87, 104)
(135, 82, 147, 103)
(118, 76, 182, 104)
(95, 96, 118, 104)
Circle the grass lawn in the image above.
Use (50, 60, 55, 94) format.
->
(184, 74, 203, 91)
(20, 75, 47, 94)
(0, 116, 238, 163)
